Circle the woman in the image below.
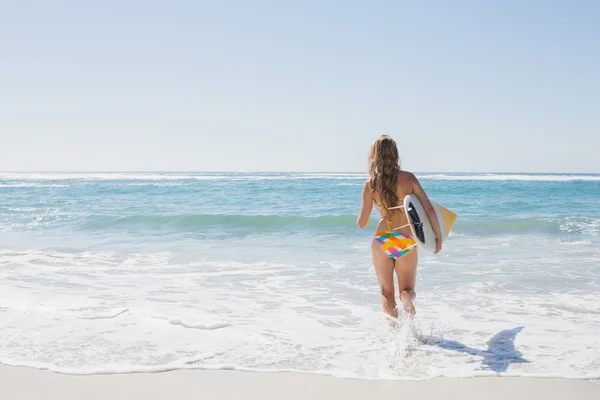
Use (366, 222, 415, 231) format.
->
(357, 135, 442, 319)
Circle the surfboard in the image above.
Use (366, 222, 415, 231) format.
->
(402, 195, 456, 253)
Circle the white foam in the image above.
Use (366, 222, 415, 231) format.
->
(319, 261, 348, 270)
(2, 172, 600, 183)
(2, 172, 599, 183)
(1, 238, 600, 380)
(0, 172, 366, 181)
(0, 172, 227, 181)
(558, 239, 593, 246)
(448, 231, 464, 237)
(417, 174, 600, 181)
(559, 218, 600, 236)
(0, 353, 225, 375)
(78, 308, 130, 320)
(119, 182, 186, 187)
(0, 183, 71, 188)
(167, 318, 229, 330)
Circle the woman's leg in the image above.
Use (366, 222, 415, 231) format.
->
(394, 247, 418, 317)
(371, 239, 397, 318)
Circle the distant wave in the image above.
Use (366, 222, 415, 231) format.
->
(2, 172, 598, 182)
(417, 174, 600, 182)
(0, 172, 366, 181)
(77, 214, 600, 236)
(80, 214, 359, 230)
(456, 217, 598, 236)
(0, 183, 71, 188)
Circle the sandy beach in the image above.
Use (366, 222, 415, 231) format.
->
(0, 366, 598, 400)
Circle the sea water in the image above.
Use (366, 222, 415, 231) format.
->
(0, 172, 599, 379)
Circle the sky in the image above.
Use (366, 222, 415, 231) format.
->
(1, 1, 599, 173)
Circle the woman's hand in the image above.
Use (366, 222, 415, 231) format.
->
(434, 238, 442, 254)
(411, 173, 444, 251)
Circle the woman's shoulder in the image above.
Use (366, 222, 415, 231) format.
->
(396, 170, 418, 195)
(397, 170, 417, 182)
(362, 179, 375, 195)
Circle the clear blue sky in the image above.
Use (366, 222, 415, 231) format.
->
(1, 1, 599, 173)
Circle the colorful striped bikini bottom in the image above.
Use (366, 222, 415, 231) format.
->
(374, 231, 417, 260)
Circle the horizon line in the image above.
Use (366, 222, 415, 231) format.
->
(1, 170, 599, 175)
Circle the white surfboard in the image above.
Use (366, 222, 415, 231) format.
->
(402, 195, 456, 253)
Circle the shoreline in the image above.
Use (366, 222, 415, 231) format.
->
(1, 366, 599, 400)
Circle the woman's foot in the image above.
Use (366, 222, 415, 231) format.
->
(400, 290, 416, 317)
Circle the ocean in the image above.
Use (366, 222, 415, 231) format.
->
(0, 172, 599, 379)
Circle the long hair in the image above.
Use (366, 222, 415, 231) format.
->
(368, 135, 400, 213)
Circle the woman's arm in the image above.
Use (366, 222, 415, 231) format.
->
(357, 181, 373, 229)
(411, 173, 443, 254)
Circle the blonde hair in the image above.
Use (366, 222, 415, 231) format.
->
(368, 135, 400, 213)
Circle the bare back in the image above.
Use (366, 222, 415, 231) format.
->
(371, 170, 416, 237)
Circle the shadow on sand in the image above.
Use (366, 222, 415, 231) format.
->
(426, 326, 529, 372)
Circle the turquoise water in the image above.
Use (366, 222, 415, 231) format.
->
(1, 172, 599, 378)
